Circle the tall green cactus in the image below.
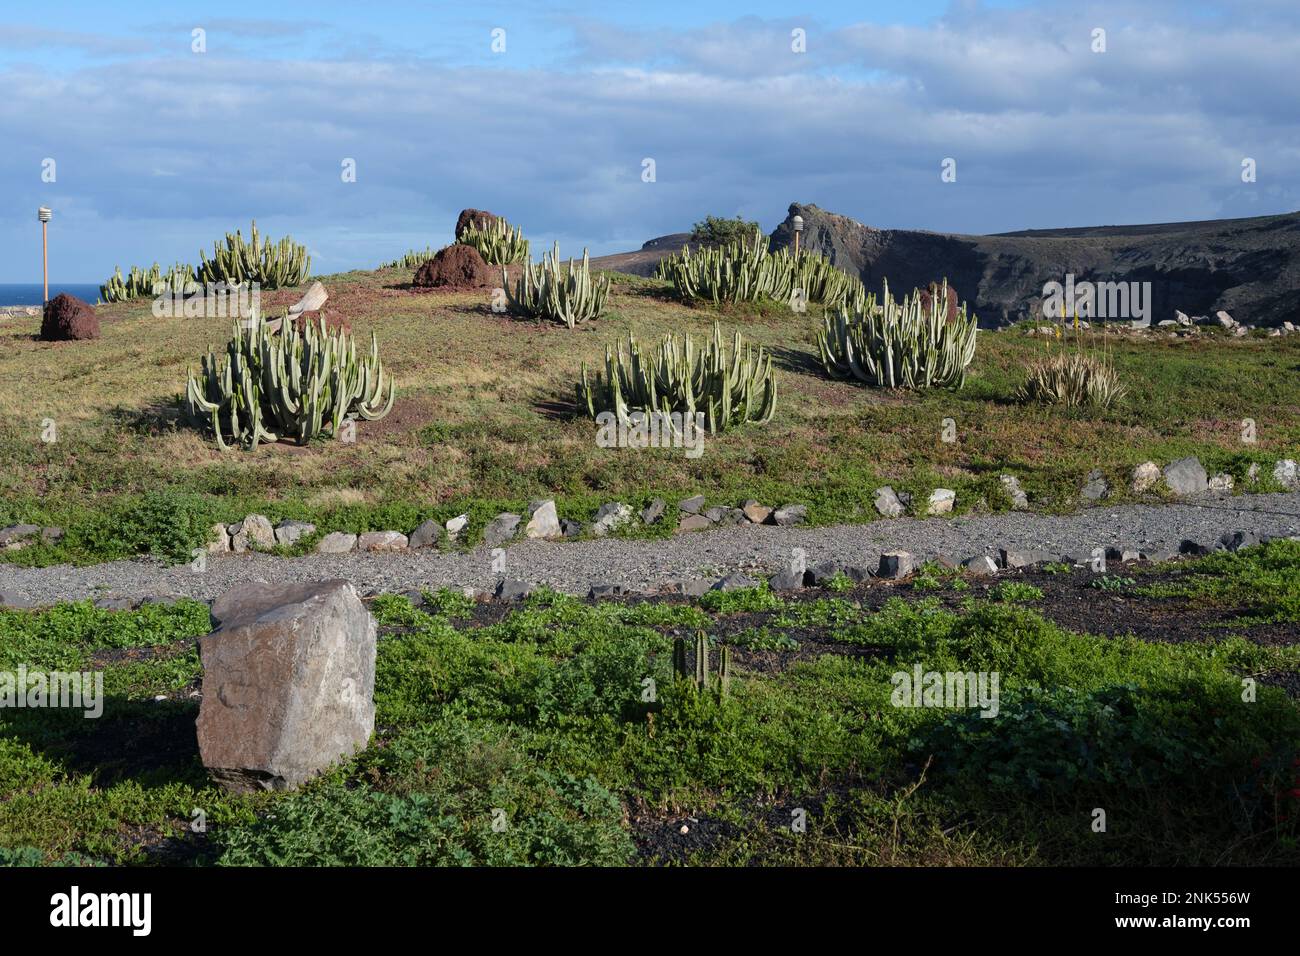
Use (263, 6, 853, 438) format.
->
(458, 218, 530, 265)
(578, 321, 775, 434)
(505, 241, 609, 328)
(196, 220, 311, 290)
(185, 307, 394, 450)
(817, 279, 978, 390)
(379, 247, 438, 270)
(672, 632, 731, 699)
(655, 228, 863, 310)
(100, 262, 198, 303)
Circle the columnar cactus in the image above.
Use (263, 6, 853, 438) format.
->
(185, 308, 394, 450)
(817, 279, 978, 389)
(100, 262, 197, 303)
(458, 218, 530, 265)
(196, 220, 311, 289)
(656, 228, 864, 310)
(505, 241, 610, 328)
(578, 321, 776, 434)
(672, 633, 731, 699)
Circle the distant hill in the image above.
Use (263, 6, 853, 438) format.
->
(591, 206, 1300, 328)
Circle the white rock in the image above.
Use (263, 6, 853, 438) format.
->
(1275, 459, 1299, 490)
(926, 489, 956, 516)
(1208, 473, 1234, 493)
(357, 531, 408, 552)
(873, 486, 905, 518)
(445, 514, 469, 540)
(525, 499, 561, 539)
(316, 532, 357, 554)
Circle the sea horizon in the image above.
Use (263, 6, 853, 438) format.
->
(0, 283, 102, 307)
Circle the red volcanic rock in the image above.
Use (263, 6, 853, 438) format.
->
(413, 244, 496, 291)
(40, 293, 99, 341)
(454, 208, 499, 240)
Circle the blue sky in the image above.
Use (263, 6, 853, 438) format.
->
(2, 0, 1296, 281)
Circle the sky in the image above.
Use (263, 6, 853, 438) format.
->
(1, 0, 1296, 282)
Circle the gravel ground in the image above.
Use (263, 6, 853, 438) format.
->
(2, 493, 1299, 607)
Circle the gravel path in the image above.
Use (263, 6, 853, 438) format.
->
(2, 493, 1299, 607)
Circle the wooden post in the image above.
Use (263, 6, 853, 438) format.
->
(42, 220, 49, 304)
(793, 230, 800, 256)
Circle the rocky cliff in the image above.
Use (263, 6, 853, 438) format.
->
(769, 203, 1300, 328)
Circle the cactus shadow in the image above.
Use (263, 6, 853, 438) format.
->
(768, 345, 824, 377)
(107, 400, 187, 436)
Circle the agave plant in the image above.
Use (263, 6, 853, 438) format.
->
(458, 217, 530, 265)
(578, 321, 776, 434)
(185, 307, 394, 450)
(505, 241, 610, 328)
(1017, 321, 1127, 409)
(196, 220, 311, 290)
(817, 279, 978, 389)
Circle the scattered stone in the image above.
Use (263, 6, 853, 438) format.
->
(663, 577, 711, 597)
(482, 513, 521, 548)
(40, 526, 64, 544)
(1175, 310, 1192, 326)
(999, 548, 1053, 569)
(807, 560, 870, 586)
(1139, 546, 1179, 563)
(1163, 457, 1208, 497)
(711, 572, 758, 591)
(998, 475, 1029, 510)
(741, 500, 773, 524)
(1215, 310, 1236, 328)
(1207, 473, 1234, 493)
(678, 495, 707, 515)
(592, 502, 633, 536)
(198, 580, 376, 794)
(878, 551, 914, 579)
(1219, 530, 1259, 552)
(925, 489, 956, 515)
(93, 597, 136, 611)
(768, 568, 805, 591)
(0, 589, 36, 610)
(408, 519, 443, 549)
(771, 504, 808, 526)
(398, 589, 426, 607)
(207, 523, 231, 553)
(676, 514, 712, 533)
(316, 531, 358, 554)
(445, 514, 470, 540)
(1246, 463, 1261, 484)
(357, 530, 408, 552)
(274, 520, 316, 547)
(873, 486, 905, 518)
(229, 514, 275, 552)
(1103, 546, 1142, 564)
(588, 583, 637, 599)
(1274, 459, 1299, 490)
(139, 593, 185, 608)
(1130, 461, 1161, 494)
(933, 554, 960, 570)
(962, 555, 999, 575)
(524, 499, 561, 539)
(0, 524, 41, 550)
(495, 578, 533, 602)
(1080, 469, 1109, 501)
(560, 519, 584, 537)
(641, 498, 666, 525)
(1179, 538, 1212, 557)
(705, 506, 747, 526)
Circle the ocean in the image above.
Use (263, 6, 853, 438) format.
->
(0, 283, 102, 306)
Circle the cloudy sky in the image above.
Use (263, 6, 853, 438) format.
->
(2, 0, 1296, 282)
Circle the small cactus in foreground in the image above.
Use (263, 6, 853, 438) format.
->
(673, 632, 731, 699)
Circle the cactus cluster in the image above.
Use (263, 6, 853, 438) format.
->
(379, 247, 438, 271)
(505, 241, 610, 328)
(655, 228, 863, 309)
(578, 321, 776, 434)
(100, 262, 197, 303)
(672, 633, 731, 699)
(185, 308, 394, 450)
(196, 220, 311, 290)
(458, 218, 530, 265)
(817, 279, 978, 390)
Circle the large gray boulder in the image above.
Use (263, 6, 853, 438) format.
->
(1163, 457, 1208, 497)
(482, 513, 521, 548)
(197, 580, 376, 793)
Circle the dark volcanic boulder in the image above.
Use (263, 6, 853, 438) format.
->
(413, 244, 495, 290)
(40, 293, 99, 341)
(454, 208, 499, 240)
